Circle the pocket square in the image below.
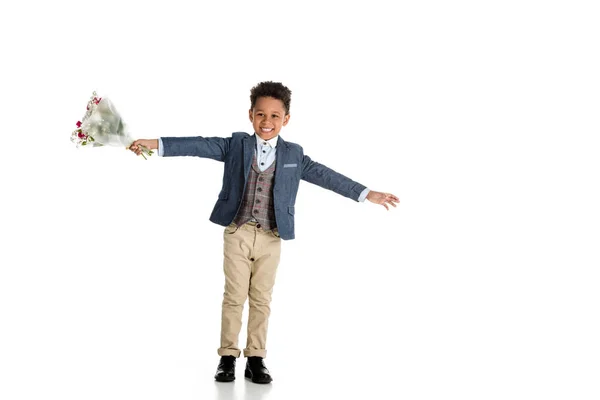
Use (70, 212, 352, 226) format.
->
(283, 163, 297, 168)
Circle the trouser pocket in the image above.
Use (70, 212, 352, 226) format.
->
(224, 222, 239, 234)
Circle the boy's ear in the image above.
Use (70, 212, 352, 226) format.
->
(248, 109, 253, 122)
(283, 113, 290, 126)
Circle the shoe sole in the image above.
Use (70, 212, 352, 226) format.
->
(215, 375, 235, 382)
(244, 369, 272, 384)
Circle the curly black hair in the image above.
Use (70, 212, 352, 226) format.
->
(250, 81, 292, 115)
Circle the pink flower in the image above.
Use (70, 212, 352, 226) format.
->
(76, 121, 82, 128)
(78, 131, 86, 139)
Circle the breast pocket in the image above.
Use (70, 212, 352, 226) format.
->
(281, 163, 299, 179)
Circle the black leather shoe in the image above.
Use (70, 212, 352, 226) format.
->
(245, 356, 272, 384)
(214, 355, 236, 382)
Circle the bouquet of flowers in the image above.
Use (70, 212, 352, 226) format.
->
(70, 91, 153, 159)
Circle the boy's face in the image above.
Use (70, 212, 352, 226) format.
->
(249, 96, 290, 141)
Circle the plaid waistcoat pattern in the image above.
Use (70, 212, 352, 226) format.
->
(232, 152, 277, 230)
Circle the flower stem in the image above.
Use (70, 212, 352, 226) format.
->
(138, 144, 153, 160)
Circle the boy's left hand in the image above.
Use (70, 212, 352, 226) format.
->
(366, 191, 400, 210)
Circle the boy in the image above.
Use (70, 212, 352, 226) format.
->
(129, 81, 399, 384)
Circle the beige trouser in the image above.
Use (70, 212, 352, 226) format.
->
(217, 220, 281, 358)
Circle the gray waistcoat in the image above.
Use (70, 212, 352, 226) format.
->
(233, 152, 277, 230)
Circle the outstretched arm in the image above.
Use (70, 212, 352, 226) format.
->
(130, 136, 231, 161)
(160, 136, 231, 161)
(300, 154, 400, 210)
(301, 154, 368, 201)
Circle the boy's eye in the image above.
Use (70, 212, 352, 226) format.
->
(272, 115, 278, 118)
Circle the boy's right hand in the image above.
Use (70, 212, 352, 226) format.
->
(129, 139, 158, 155)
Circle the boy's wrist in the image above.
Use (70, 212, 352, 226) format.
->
(144, 139, 158, 150)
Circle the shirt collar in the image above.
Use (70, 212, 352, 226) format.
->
(254, 133, 278, 149)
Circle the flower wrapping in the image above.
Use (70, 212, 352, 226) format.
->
(71, 91, 152, 158)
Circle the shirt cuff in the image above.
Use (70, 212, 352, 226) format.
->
(158, 138, 164, 156)
(358, 187, 370, 202)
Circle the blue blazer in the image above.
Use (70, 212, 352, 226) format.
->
(161, 132, 367, 240)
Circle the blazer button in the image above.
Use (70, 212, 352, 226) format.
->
(257, 187, 262, 192)
(250, 257, 255, 261)
(256, 224, 261, 229)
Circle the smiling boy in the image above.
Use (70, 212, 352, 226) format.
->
(130, 81, 399, 384)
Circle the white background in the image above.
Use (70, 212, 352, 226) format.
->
(1, 1, 599, 399)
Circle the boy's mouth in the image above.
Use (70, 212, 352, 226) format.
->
(260, 128, 273, 133)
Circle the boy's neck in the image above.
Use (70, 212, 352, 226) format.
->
(256, 132, 279, 141)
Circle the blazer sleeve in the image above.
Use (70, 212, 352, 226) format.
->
(300, 154, 367, 202)
(160, 136, 231, 162)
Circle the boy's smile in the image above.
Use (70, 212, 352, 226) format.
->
(249, 96, 290, 141)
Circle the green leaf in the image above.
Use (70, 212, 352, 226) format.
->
(82, 141, 87, 146)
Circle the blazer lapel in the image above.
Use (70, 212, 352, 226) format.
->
(275, 134, 289, 184)
(243, 134, 256, 181)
